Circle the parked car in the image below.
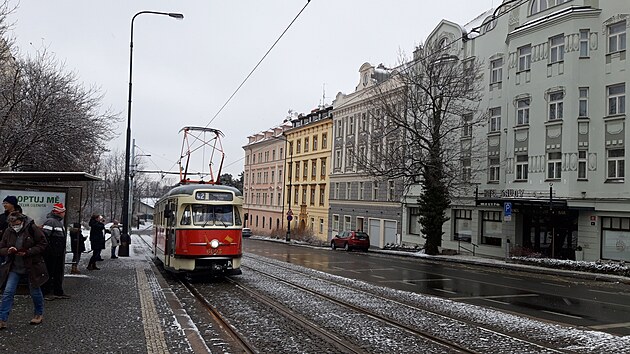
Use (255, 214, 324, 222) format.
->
(331, 231, 370, 251)
(242, 227, 252, 237)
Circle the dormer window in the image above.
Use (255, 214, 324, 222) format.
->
(530, 0, 572, 16)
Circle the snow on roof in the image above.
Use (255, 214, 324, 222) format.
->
(140, 197, 159, 208)
(462, 8, 496, 38)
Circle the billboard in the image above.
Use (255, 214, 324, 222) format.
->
(0, 189, 66, 226)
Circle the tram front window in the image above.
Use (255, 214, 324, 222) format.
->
(191, 205, 234, 227)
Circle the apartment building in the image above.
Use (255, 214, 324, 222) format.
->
(284, 106, 333, 242)
(413, 0, 629, 261)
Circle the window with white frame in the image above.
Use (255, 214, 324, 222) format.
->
(388, 180, 395, 201)
(334, 182, 340, 199)
(481, 211, 502, 246)
(608, 83, 626, 115)
(408, 207, 421, 235)
(332, 214, 339, 231)
(358, 182, 364, 200)
(579, 29, 590, 57)
(319, 218, 324, 234)
(346, 146, 354, 168)
(304, 137, 309, 152)
(344, 215, 351, 231)
(313, 135, 318, 151)
(321, 158, 327, 176)
(579, 87, 589, 117)
(310, 186, 315, 205)
(310, 217, 314, 231)
(462, 158, 472, 182)
(372, 181, 379, 200)
(489, 107, 501, 132)
(462, 113, 472, 137)
(348, 116, 355, 135)
(578, 150, 588, 180)
(490, 58, 503, 84)
(346, 182, 351, 200)
(607, 149, 625, 179)
(489, 157, 500, 182)
(295, 162, 300, 180)
(517, 98, 530, 125)
(302, 187, 307, 205)
(361, 113, 367, 132)
(453, 209, 472, 242)
(518, 45, 531, 72)
(335, 150, 341, 168)
(608, 21, 627, 54)
(547, 152, 562, 179)
(322, 133, 327, 149)
(294, 188, 298, 205)
(549, 35, 565, 63)
(530, 0, 571, 15)
(336, 121, 342, 137)
(296, 139, 301, 153)
(311, 159, 317, 178)
(548, 91, 564, 120)
(516, 154, 529, 181)
(319, 186, 325, 205)
(601, 216, 630, 261)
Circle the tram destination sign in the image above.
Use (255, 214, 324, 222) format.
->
(195, 191, 233, 201)
(481, 188, 554, 199)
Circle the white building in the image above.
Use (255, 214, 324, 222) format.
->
(403, 0, 628, 262)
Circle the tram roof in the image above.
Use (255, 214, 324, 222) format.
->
(161, 183, 242, 199)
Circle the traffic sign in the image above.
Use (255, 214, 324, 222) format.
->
(287, 215, 293, 221)
(504, 202, 512, 222)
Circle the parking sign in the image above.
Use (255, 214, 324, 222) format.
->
(504, 202, 512, 222)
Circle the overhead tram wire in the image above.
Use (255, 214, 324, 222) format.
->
(221, 0, 524, 171)
(205, 0, 312, 128)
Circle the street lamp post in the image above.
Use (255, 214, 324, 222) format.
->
(286, 140, 293, 242)
(121, 11, 183, 256)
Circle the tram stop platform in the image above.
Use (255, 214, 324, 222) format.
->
(0, 235, 210, 354)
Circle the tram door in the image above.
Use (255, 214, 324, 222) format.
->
(166, 200, 177, 266)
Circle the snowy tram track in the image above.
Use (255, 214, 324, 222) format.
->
(241, 256, 560, 354)
(244, 253, 630, 354)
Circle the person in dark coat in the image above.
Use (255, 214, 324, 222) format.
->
(0, 211, 49, 329)
(69, 223, 86, 274)
(87, 214, 106, 270)
(0, 196, 21, 266)
(41, 203, 70, 300)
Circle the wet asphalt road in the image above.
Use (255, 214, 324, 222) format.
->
(244, 238, 630, 336)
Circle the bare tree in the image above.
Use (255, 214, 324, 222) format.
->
(357, 41, 485, 255)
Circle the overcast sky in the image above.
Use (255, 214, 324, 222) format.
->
(10, 0, 494, 179)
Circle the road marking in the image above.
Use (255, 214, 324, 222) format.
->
(502, 276, 521, 281)
(377, 278, 452, 283)
(541, 282, 566, 287)
(432, 288, 457, 295)
(452, 293, 539, 300)
(589, 322, 630, 330)
(484, 298, 510, 305)
(541, 310, 583, 319)
(371, 275, 386, 279)
(588, 289, 630, 296)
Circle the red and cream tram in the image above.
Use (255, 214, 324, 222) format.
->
(153, 184, 244, 276)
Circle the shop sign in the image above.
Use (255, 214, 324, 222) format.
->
(482, 188, 553, 199)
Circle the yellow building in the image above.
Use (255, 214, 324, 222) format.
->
(284, 106, 333, 242)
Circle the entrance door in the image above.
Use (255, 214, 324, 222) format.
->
(369, 219, 381, 248)
(521, 208, 578, 259)
(384, 220, 397, 245)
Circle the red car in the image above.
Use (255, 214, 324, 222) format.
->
(331, 231, 370, 251)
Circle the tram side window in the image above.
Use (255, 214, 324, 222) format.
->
(180, 205, 191, 225)
(234, 208, 242, 226)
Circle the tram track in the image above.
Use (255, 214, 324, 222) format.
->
(243, 253, 571, 354)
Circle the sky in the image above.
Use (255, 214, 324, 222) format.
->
(9, 0, 495, 180)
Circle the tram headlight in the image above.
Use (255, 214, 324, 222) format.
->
(210, 239, 220, 249)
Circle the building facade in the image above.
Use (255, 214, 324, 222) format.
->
(329, 63, 404, 248)
(243, 124, 290, 236)
(284, 106, 333, 242)
(415, 0, 629, 261)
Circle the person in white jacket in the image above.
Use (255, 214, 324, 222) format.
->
(109, 220, 121, 259)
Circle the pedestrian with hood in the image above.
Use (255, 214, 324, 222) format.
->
(109, 219, 121, 259)
(69, 222, 86, 274)
(87, 214, 106, 270)
(0, 196, 21, 266)
(0, 211, 49, 329)
(42, 203, 70, 300)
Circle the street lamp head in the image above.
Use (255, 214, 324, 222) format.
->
(168, 13, 184, 19)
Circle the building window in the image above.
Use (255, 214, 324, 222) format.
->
(579, 88, 589, 117)
(489, 107, 501, 132)
(332, 214, 339, 231)
(579, 29, 590, 57)
(294, 187, 299, 206)
(356, 217, 364, 232)
(313, 135, 318, 151)
(549, 35, 565, 63)
(346, 147, 354, 168)
(372, 181, 379, 200)
(408, 207, 421, 235)
(462, 158, 471, 182)
(319, 218, 324, 234)
(607, 149, 625, 180)
(344, 215, 351, 231)
(296, 139, 301, 154)
(481, 211, 502, 246)
(516, 154, 529, 181)
(346, 182, 351, 200)
(608, 21, 627, 54)
(608, 84, 626, 115)
(358, 182, 364, 200)
(311, 159, 317, 178)
(517, 98, 530, 125)
(601, 216, 630, 261)
(310, 187, 315, 206)
(304, 137, 309, 152)
(348, 116, 355, 135)
(547, 152, 562, 179)
(321, 158, 327, 176)
(361, 112, 367, 132)
(388, 180, 395, 201)
(490, 58, 503, 84)
(530, 0, 571, 15)
(334, 182, 340, 199)
(302, 187, 307, 205)
(489, 157, 500, 182)
(336, 121, 343, 137)
(319, 186, 325, 205)
(453, 209, 472, 242)
(462, 113, 472, 137)
(578, 150, 588, 180)
(303, 161, 308, 178)
(335, 150, 342, 169)
(548, 91, 564, 120)
(518, 45, 531, 72)
(295, 162, 300, 180)
(322, 133, 327, 149)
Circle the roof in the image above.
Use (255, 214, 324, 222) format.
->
(0, 171, 102, 182)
